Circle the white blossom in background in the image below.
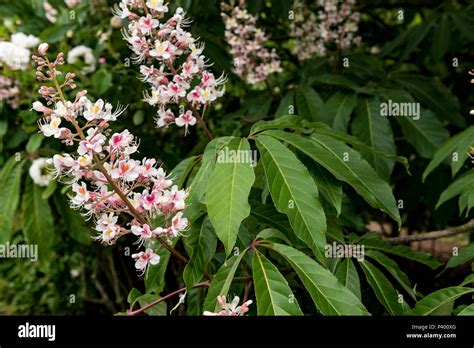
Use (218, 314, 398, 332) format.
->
(65, 0, 82, 8)
(115, 0, 225, 135)
(67, 46, 97, 74)
(203, 296, 252, 316)
(29, 158, 54, 187)
(221, 0, 282, 84)
(11, 33, 41, 49)
(0, 41, 31, 70)
(290, 0, 361, 61)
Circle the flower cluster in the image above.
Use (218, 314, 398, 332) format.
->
(114, 0, 225, 135)
(290, 0, 361, 60)
(0, 32, 40, 70)
(32, 43, 189, 275)
(221, 1, 282, 84)
(0, 75, 20, 108)
(203, 296, 252, 316)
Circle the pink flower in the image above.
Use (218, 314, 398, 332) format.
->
(175, 110, 196, 135)
(203, 296, 253, 316)
(110, 160, 139, 182)
(132, 248, 161, 275)
(131, 224, 154, 247)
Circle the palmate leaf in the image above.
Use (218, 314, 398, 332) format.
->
(206, 138, 255, 256)
(266, 242, 370, 315)
(408, 287, 474, 316)
(252, 251, 303, 315)
(423, 126, 474, 181)
(256, 135, 327, 264)
(334, 258, 361, 300)
(183, 216, 217, 289)
(261, 130, 401, 226)
(0, 157, 24, 243)
(203, 253, 246, 312)
(352, 97, 396, 180)
(359, 260, 404, 315)
(21, 178, 55, 263)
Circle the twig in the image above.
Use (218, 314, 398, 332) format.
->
(127, 281, 209, 316)
(385, 219, 474, 244)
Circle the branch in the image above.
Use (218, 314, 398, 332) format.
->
(384, 219, 474, 244)
(127, 281, 209, 316)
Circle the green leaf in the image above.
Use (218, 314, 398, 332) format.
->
(183, 216, 217, 289)
(185, 137, 233, 221)
(445, 243, 474, 270)
(360, 234, 442, 270)
(401, 18, 435, 60)
(25, 133, 44, 153)
(313, 127, 410, 171)
(460, 274, 474, 287)
(396, 109, 449, 159)
(393, 73, 465, 127)
(203, 253, 246, 312)
(206, 138, 255, 256)
(458, 304, 474, 316)
(262, 130, 401, 226)
(252, 251, 303, 315)
(127, 288, 142, 304)
(21, 178, 55, 262)
(321, 92, 357, 132)
(408, 287, 474, 316)
(436, 171, 474, 209)
(352, 98, 396, 180)
(170, 156, 199, 189)
(137, 295, 167, 316)
(366, 250, 416, 300)
(431, 14, 450, 60)
(41, 179, 57, 200)
(92, 69, 113, 94)
(266, 242, 370, 315)
(256, 135, 327, 264)
(275, 91, 295, 118)
(334, 259, 361, 300)
(311, 164, 342, 216)
(423, 126, 474, 181)
(54, 193, 92, 245)
(0, 157, 24, 243)
(360, 260, 404, 315)
(256, 228, 292, 245)
(250, 115, 304, 136)
(295, 86, 323, 121)
(311, 74, 359, 91)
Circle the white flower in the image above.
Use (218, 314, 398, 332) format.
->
(203, 296, 253, 316)
(67, 46, 96, 74)
(10, 33, 40, 49)
(0, 41, 31, 70)
(29, 158, 53, 187)
(65, 0, 81, 8)
(132, 248, 160, 275)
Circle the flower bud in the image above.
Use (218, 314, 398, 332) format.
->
(38, 43, 49, 55)
(32, 101, 45, 112)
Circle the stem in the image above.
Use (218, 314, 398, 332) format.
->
(385, 219, 474, 244)
(127, 281, 209, 316)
